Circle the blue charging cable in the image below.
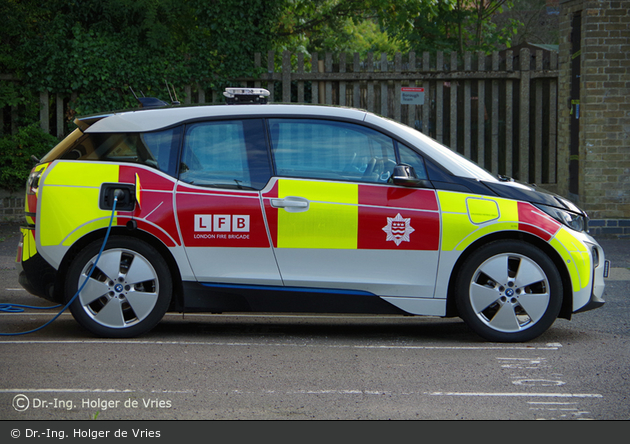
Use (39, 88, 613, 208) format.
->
(0, 195, 119, 336)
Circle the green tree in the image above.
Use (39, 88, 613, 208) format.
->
(2, 0, 285, 116)
(270, 1, 522, 58)
(378, 0, 521, 55)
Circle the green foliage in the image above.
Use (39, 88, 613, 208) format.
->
(0, 124, 59, 192)
(378, 0, 522, 55)
(273, 0, 405, 57)
(3, 0, 284, 116)
(272, 0, 522, 59)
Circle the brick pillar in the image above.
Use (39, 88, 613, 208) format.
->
(558, 0, 630, 233)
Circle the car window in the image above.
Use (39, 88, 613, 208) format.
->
(59, 128, 181, 177)
(179, 119, 270, 190)
(268, 119, 397, 183)
(398, 143, 429, 180)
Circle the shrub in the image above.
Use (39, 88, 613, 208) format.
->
(0, 124, 58, 192)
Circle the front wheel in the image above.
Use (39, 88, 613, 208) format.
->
(65, 236, 172, 338)
(455, 240, 563, 342)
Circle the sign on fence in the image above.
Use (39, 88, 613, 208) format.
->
(400, 87, 425, 105)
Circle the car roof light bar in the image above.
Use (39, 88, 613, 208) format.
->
(223, 88, 270, 105)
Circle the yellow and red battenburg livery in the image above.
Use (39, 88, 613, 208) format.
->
(15, 95, 607, 341)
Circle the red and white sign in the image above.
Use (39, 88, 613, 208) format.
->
(401, 87, 425, 105)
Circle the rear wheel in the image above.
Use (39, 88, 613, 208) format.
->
(65, 236, 172, 338)
(455, 240, 562, 342)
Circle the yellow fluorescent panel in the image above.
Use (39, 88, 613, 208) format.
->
(440, 213, 477, 251)
(44, 162, 118, 187)
(467, 198, 499, 224)
(278, 180, 358, 204)
(20, 228, 37, 261)
(39, 187, 111, 246)
(277, 180, 358, 249)
(438, 191, 519, 251)
(552, 228, 590, 290)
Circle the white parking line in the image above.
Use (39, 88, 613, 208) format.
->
(527, 401, 577, 405)
(0, 387, 603, 399)
(0, 339, 562, 350)
(0, 388, 194, 394)
(429, 392, 602, 398)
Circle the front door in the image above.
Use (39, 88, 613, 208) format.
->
(261, 118, 440, 298)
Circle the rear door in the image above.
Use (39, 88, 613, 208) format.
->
(175, 118, 282, 286)
(261, 118, 440, 298)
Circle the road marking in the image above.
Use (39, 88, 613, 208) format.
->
(429, 392, 602, 398)
(512, 379, 566, 387)
(0, 313, 71, 316)
(0, 388, 194, 394)
(527, 401, 578, 405)
(0, 339, 561, 350)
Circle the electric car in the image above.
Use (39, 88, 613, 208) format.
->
(16, 88, 607, 341)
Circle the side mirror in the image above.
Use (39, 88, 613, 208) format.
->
(391, 164, 423, 187)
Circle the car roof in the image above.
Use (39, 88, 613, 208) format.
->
(81, 104, 369, 133)
(78, 102, 497, 181)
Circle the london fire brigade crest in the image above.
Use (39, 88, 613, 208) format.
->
(382, 213, 414, 246)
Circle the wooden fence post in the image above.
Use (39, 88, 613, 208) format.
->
(519, 48, 531, 182)
(477, 52, 486, 168)
(450, 51, 458, 152)
(464, 52, 472, 159)
(506, 51, 514, 178)
(436, 51, 444, 143)
(549, 51, 558, 184)
(422, 52, 430, 136)
(491, 51, 500, 174)
(282, 51, 291, 103)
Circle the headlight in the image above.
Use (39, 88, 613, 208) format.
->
(535, 204, 586, 232)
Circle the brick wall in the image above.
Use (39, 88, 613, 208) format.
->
(0, 189, 25, 223)
(558, 1, 630, 225)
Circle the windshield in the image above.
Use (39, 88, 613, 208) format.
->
(374, 116, 499, 182)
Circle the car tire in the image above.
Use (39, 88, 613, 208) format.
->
(65, 236, 172, 338)
(455, 240, 563, 342)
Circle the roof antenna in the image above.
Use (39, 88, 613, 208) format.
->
(129, 85, 168, 108)
(129, 86, 139, 101)
(165, 80, 180, 106)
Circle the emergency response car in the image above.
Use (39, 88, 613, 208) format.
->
(16, 88, 607, 341)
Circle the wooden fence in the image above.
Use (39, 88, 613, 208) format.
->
(2, 48, 559, 187)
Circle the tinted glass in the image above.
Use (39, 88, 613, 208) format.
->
(398, 143, 429, 180)
(179, 119, 270, 190)
(59, 127, 181, 177)
(269, 119, 397, 183)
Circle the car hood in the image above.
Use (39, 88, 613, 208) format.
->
(483, 180, 585, 215)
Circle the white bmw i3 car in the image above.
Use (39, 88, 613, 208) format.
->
(16, 88, 607, 342)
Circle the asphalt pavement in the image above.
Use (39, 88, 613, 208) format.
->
(0, 221, 628, 420)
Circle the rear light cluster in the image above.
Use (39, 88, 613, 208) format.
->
(25, 166, 45, 226)
(27, 167, 43, 195)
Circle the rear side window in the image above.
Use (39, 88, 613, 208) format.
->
(268, 119, 397, 183)
(179, 119, 271, 190)
(59, 127, 182, 177)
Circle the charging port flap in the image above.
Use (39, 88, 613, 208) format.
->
(99, 183, 136, 211)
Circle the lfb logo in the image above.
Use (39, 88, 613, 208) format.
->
(383, 213, 414, 246)
(194, 214, 250, 232)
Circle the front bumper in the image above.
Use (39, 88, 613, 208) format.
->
(574, 237, 607, 313)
